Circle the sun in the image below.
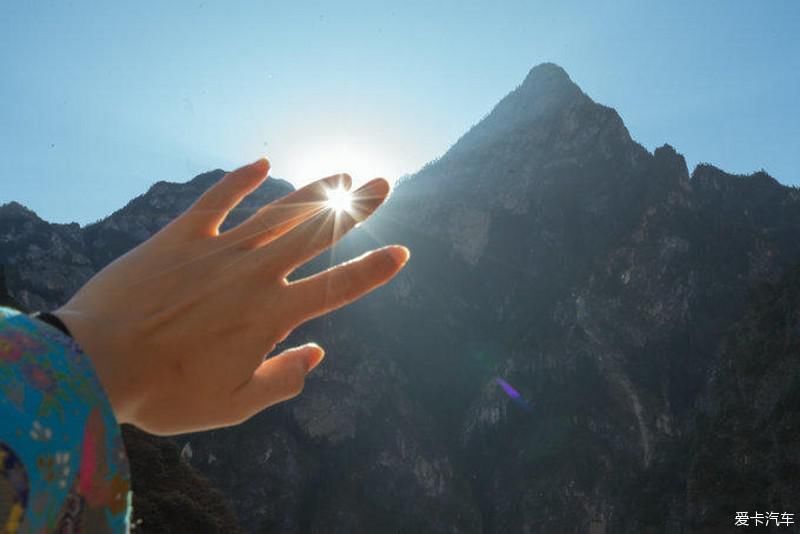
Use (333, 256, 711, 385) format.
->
(279, 135, 404, 193)
(325, 186, 353, 213)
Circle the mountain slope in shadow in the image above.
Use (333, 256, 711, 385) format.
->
(2, 63, 800, 533)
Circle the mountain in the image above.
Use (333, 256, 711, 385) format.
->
(2, 63, 800, 533)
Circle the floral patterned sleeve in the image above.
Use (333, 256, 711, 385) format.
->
(0, 306, 131, 533)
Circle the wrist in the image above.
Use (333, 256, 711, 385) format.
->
(31, 311, 72, 337)
(52, 307, 133, 424)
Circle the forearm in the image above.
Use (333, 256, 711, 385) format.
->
(0, 306, 131, 532)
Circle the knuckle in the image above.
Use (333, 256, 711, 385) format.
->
(283, 368, 306, 397)
(248, 248, 283, 278)
(333, 270, 356, 302)
(167, 358, 187, 383)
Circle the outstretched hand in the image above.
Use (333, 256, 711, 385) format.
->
(54, 159, 409, 435)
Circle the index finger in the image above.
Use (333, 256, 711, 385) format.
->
(284, 245, 410, 323)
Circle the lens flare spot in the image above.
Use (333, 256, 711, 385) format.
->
(495, 378, 521, 399)
(495, 377, 532, 411)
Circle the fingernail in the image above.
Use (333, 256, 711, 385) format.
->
(355, 178, 390, 195)
(385, 245, 410, 267)
(252, 157, 270, 171)
(303, 343, 325, 373)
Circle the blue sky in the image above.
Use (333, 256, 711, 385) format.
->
(1, 0, 798, 224)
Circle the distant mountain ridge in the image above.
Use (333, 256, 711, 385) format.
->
(2, 63, 800, 533)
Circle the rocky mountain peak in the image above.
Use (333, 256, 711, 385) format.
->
(653, 143, 690, 184)
(518, 61, 582, 102)
(187, 169, 228, 189)
(429, 62, 646, 189)
(443, 63, 587, 157)
(691, 163, 782, 191)
(0, 200, 40, 220)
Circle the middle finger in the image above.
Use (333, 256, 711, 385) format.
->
(248, 178, 391, 278)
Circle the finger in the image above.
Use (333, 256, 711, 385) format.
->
(286, 245, 409, 322)
(222, 172, 352, 250)
(256, 178, 391, 278)
(184, 158, 270, 236)
(229, 343, 325, 423)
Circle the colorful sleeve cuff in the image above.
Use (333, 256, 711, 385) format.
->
(0, 306, 131, 533)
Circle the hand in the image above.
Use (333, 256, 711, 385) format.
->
(54, 158, 409, 435)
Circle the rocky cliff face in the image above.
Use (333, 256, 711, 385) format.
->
(2, 63, 799, 533)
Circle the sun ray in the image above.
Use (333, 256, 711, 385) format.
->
(324, 186, 353, 213)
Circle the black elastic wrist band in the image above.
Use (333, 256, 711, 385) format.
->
(32, 311, 72, 338)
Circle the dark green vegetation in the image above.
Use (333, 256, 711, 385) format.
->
(123, 425, 242, 533)
(2, 64, 799, 533)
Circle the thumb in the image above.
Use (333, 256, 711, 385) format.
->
(230, 343, 325, 423)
